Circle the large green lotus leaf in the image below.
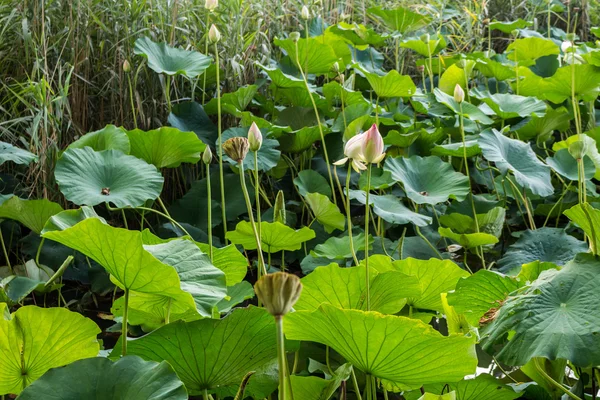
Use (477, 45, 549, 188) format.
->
(401, 34, 446, 57)
(221, 127, 280, 172)
(392, 258, 470, 312)
(516, 106, 570, 142)
(357, 67, 417, 98)
(474, 58, 514, 81)
(305, 193, 345, 233)
(311, 233, 373, 260)
(215, 281, 255, 314)
(546, 148, 595, 181)
(498, 228, 587, 273)
(197, 243, 247, 286)
(295, 264, 420, 314)
(447, 270, 519, 326)
(110, 307, 276, 394)
(278, 125, 331, 153)
(294, 169, 332, 198)
(327, 22, 387, 47)
(366, 6, 429, 34)
(438, 227, 499, 249)
(142, 239, 227, 317)
(17, 356, 187, 400)
(257, 64, 306, 89)
(438, 63, 473, 95)
(204, 85, 258, 116)
(506, 37, 558, 64)
(0, 141, 37, 166)
(489, 18, 532, 33)
(226, 221, 315, 253)
(349, 190, 432, 227)
(384, 155, 470, 205)
(323, 81, 370, 109)
(564, 203, 600, 254)
(286, 305, 477, 391)
(542, 64, 600, 103)
(275, 37, 340, 75)
(41, 206, 104, 234)
(168, 102, 218, 145)
(0, 196, 63, 234)
(481, 253, 600, 367)
(433, 89, 494, 124)
(404, 374, 520, 400)
(42, 218, 196, 309)
(55, 147, 163, 208)
(479, 129, 553, 196)
(126, 127, 205, 168)
(432, 139, 481, 158)
(67, 125, 130, 153)
(0, 306, 100, 395)
(290, 363, 353, 400)
(134, 36, 212, 77)
(472, 89, 546, 119)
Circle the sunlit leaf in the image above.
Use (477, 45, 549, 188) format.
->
(134, 36, 212, 77)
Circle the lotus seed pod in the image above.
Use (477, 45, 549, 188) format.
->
(289, 31, 301, 42)
(247, 122, 263, 152)
(223, 137, 249, 163)
(208, 24, 221, 43)
(202, 146, 212, 164)
(123, 60, 131, 73)
(254, 272, 302, 317)
(301, 5, 310, 20)
(205, 0, 218, 11)
(454, 84, 465, 103)
(273, 190, 286, 224)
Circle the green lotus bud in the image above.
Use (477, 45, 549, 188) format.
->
(301, 5, 310, 20)
(254, 272, 302, 317)
(247, 122, 262, 152)
(202, 146, 212, 164)
(566, 33, 576, 42)
(289, 31, 301, 42)
(209, 24, 221, 43)
(420, 33, 430, 43)
(511, 29, 519, 37)
(223, 137, 249, 163)
(568, 140, 589, 160)
(332, 61, 340, 73)
(205, 0, 218, 11)
(453, 84, 465, 103)
(123, 60, 131, 73)
(456, 59, 466, 69)
(273, 190, 286, 224)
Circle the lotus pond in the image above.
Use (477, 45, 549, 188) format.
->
(1, 1, 600, 399)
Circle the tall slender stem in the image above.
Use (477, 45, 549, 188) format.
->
(215, 42, 227, 242)
(0, 228, 11, 274)
(364, 164, 372, 311)
(276, 316, 288, 400)
(206, 165, 213, 261)
(254, 151, 261, 239)
(239, 161, 267, 277)
(201, 12, 211, 104)
(346, 164, 359, 266)
(35, 237, 45, 267)
(121, 288, 130, 356)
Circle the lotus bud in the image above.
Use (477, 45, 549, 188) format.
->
(205, 0, 218, 11)
(362, 124, 385, 164)
(420, 33, 430, 43)
(223, 137, 249, 163)
(247, 122, 263, 152)
(202, 146, 212, 164)
(123, 60, 131, 73)
(344, 133, 365, 160)
(417, 64, 425, 73)
(301, 5, 310, 20)
(254, 272, 302, 317)
(454, 84, 465, 103)
(569, 140, 590, 160)
(332, 61, 339, 73)
(208, 24, 221, 44)
(511, 29, 519, 37)
(289, 31, 301, 42)
(566, 33, 576, 42)
(273, 190, 286, 224)
(561, 40, 574, 53)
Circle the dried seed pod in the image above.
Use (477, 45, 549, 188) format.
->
(254, 272, 302, 317)
(223, 137, 249, 163)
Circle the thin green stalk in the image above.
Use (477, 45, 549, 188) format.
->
(122, 288, 130, 356)
(215, 42, 227, 242)
(414, 205, 443, 259)
(35, 237, 45, 267)
(351, 369, 363, 400)
(44, 255, 73, 289)
(534, 358, 582, 400)
(201, 12, 211, 104)
(0, 228, 12, 274)
(346, 164, 359, 266)
(294, 41, 336, 204)
(203, 389, 210, 400)
(239, 160, 267, 277)
(506, 177, 536, 229)
(127, 72, 137, 129)
(254, 151, 261, 239)
(276, 316, 288, 400)
(165, 298, 172, 325)
(121, 209, 128, 229)
(206, 166, 213, 261)
(364, 164, 372, 311)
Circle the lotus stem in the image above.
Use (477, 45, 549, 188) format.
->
(346, 163, 359, 266)
(206, 165, 213, 261)
(364, 164, 372, 311)
(254, 151, 261, 239)
(35, 237, 45, 267)
(0, 228, 12, 274)
(275, 315, 288, 400)
(238, 160, 267, 277)
(215, 42, 228, 242)
(121, 288, 130, 356)
(44, 255, 73, 289)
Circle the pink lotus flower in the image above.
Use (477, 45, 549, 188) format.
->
(333, 132, 367, 173)
(362, 124, 385, 164)
(248, 122, 263, 152)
